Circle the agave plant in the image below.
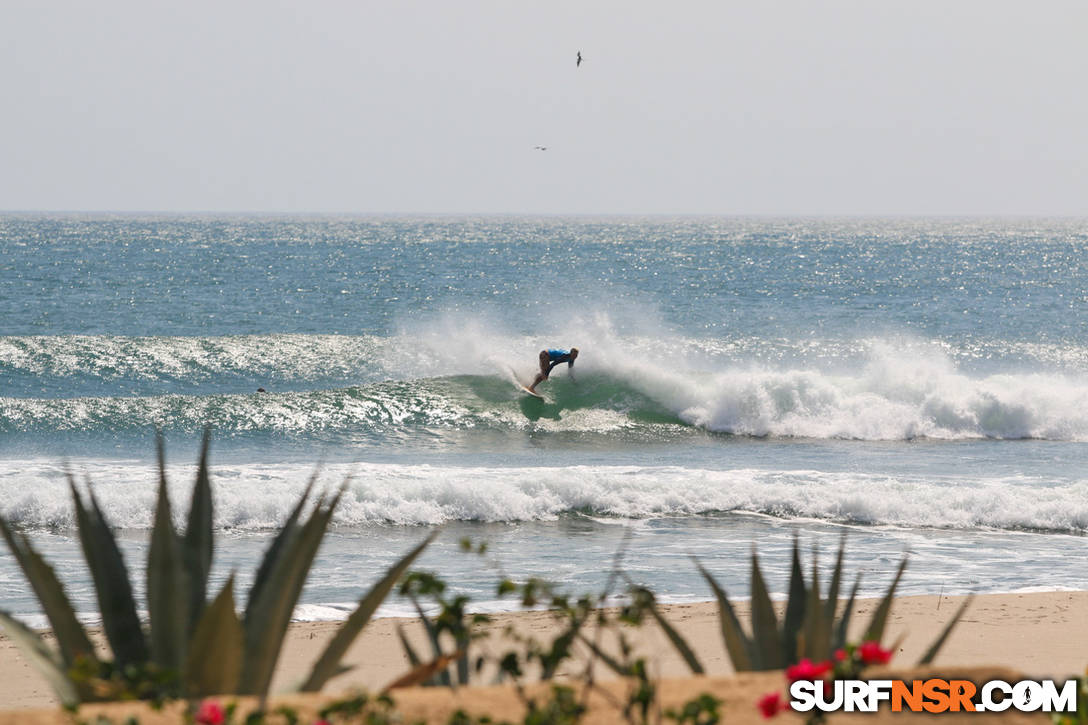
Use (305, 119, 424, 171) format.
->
(695, 537, 972, 671)
(0, 430, 435, 706)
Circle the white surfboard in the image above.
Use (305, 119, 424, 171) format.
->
(506, 364, 546, 400)
(517, 383, 545, 400)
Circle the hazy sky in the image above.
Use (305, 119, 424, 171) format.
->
(2, 1, 1086, 214)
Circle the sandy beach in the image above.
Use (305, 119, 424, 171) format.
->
(2, 591, 1085, 715)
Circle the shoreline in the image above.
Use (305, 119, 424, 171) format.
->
(2, 590, 1086, 712)
(14, 585, 1087, 632)
(287, 584, 1088, 622)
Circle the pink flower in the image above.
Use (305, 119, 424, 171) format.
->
(195, 699, 225, 725)
(758, 691, 787, 718)
(857, 640, 893, 665)
(833, 648, 847, 662)
(785, 658, 832, 682)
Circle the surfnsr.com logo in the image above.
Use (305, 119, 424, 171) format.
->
(789, 678, 1078, 713)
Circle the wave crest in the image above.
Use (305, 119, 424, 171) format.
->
(4, 332, 1088, 442)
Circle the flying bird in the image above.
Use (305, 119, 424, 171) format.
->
(533, 146, 548, 151)
(576, 52, 583, 67)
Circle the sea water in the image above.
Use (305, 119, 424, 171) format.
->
(1, 215, 1087, 623)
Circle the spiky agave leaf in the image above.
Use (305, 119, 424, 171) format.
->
(633, 587, 704, 675)
(823, 537, 845, 634)
(0, 515, 96, 668)
(862, 557, 908, 644)
(183, 427, 214, 635)
(781, 538, 806, 664)
(694, 560, 753, 671)
(245, 470, 318, 615)
(918, 594, 974, 665)
(185, 575, 244, 697)
(147, 434, 189, 671)
(0, 611, 81, 707)
(300, 530, 438, 692)
(68, 474, 148, 667)
(833, 574, 863, 652)
(239, 489, 342, 698)
(801, 548, 830, 661)
(748, 550, 782, 669)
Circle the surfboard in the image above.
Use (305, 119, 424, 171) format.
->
(518, 383, 545, 400)
(506, 364, 546, 400)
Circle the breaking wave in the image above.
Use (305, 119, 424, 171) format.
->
(4, 346, 1088, 441)
(2, 459, 1087, 533)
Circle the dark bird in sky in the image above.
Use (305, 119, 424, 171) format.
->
(576, 51, 583, 67)
(533, 146, 548, 151)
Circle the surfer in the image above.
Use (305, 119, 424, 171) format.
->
(528, 347, 578, 393)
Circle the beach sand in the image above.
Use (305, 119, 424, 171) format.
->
(1, 591, 1085, 719)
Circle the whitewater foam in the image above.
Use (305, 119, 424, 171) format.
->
(3, 458, 1087, 533)
(581, 335, 1088, 440)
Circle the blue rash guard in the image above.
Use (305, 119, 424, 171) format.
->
(543, 349, 575, 374)
(535, 347, 577, 385)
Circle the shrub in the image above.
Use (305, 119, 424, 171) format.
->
(0, 431, 434, 706)
(695, 536, 972, 671)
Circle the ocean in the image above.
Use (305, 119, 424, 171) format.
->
(2, 214, 1087, 624)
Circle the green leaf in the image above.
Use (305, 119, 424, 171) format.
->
(637, 588, 704, 675)
(781, 538, 806, 664)
(239, 490, 341, 698)
(245, 470, 318, 615)
(801, 548, 829, 661)
(824, 537, 845, 632)
(749, 550, 781, 670)
(0, 610, 81, 707)
(300, 531, 437, 692)
(0, 515, 96, 668)
(862, 556, 908, 644)
(454, 631, 471, 686)
(694, 560, 752, 671)
(183, 427, 214, 635)
(69, 476, 148, 667)
(396, 624, 422, 669)
(147, 435, 189, 671)
(834, 574, 862, 651)
(576, 632, 630, 678)
(539, 613, 588, 681)
(918, 594, 973, 665)
(185, 575, 244, 697)
(396, 622, 447, 687)
(410, 596, 451, 687)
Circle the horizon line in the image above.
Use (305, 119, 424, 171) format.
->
(2, 210, 1087, 220)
